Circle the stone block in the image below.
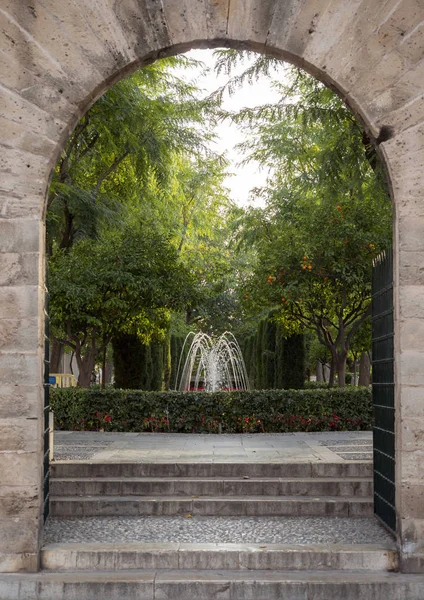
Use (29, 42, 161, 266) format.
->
(0, 116, 56, 159)
(0, 451, 41, 488)
(178, 544, 239, 570)
(0, 253, 39, 286)
(0, 485, 40, 518)
(0, 385, 41, 419)
(155, 571, 232, 600)
(399, 286, 424, 320)
(0, 5, 104, 105)
(380, 94, 424, 136)
(161, 0, 209, 46)
(397, 386, 424, 420)
(0, 219, 42, 253)
(399, 484, 424, 519)
(0, 85, 66, 142)
(0, 353, 42, 386)
(0, 173, 46, 208)
(399, 217, 424, 252)
(348, 500, 373, 517)
(399, 352, 424, 386)
(370, 60, 424, 119)
(0, 517, 40, 555)
(398, 252, 424, 286)
(397, 449, 424, 481)
(0, 285, 40, 319)
(227, 0, 275, 45)
(0, 53, 79, 126)
(316, 0, 401, 86)
(399, 319, 424, 352)
(0, 418, 40, 452)
(302, 0, 365, 68)
(0, 319, 39, 352)
(204, 0, 231, 40)
(103, 0, 171, 61)
(0, 193, 44, 220)
(0, 552, 38, 573)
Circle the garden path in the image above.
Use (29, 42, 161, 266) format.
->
(53, 431, 372, 462)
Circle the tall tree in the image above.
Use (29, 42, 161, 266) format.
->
(49, 224, 194, 386)
(216, 51, 392, 386)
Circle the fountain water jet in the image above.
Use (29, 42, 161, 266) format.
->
(175, 332, 250, 392)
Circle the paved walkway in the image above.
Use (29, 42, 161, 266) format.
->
(53, 431, 373, 462)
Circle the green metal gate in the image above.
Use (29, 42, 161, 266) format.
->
(372, 250, 395, 533)
(43, 290, 50, 522)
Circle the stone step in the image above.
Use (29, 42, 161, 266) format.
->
(50, 495, 373, 517)
(41, 542, 397, 572)
(50, 476, 372, 498)
(3, 569, 424, 600)
(51, 460, 372, 479)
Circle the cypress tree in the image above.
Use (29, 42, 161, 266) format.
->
(281, 334, 305, 389)
(264, 314, 277, 388)
(141, 343, 152, 390)
(249, 334, 257, 389)
(150, 340, 164, 391)
(163, 332, 171, 390)
(112, 333, 145, 389)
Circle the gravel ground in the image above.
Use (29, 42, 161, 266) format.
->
(318, 439, 372, 447)
(54, 443, 111, 460)
(317, 438, 373, 461)
(338, 453, 373, 460)
(44, 516, 393, 546)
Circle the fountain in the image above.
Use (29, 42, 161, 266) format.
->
(175, 332, 250, 392)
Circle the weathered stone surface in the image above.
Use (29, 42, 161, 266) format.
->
(0, 485, 40, 518)
(0, 385, 41, 419)
(227, 0, 276, 45)
(0, 552, 38, 573)
(0, 418, 40, 453)
(0, 352, 41, 385)
(0, 285, 40, 319)
(0, 0, 423, 576)
(0, 219, 42, 253)
(0, 253, 39, 286)
(0, 452, 41, 488)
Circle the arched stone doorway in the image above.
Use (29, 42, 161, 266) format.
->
(0, 0, 423, 574)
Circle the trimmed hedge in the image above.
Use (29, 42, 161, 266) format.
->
(51, 387, 372, 434)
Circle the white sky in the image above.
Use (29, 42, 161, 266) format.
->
(181, 49, 285, 207)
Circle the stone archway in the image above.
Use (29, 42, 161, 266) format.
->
(0, 0, 423, 574)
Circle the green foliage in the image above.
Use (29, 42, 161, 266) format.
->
(112, 334, 145, 389)
(244, 312, 305, 390)
(220, 52, 392, 385)
(49, 223, 193, 386)
(280, 333, 305, 390)
(51, 387, 372, 433)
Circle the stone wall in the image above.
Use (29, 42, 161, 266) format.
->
(0, 0, 423, 572)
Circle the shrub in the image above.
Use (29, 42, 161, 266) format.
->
(304, 381, 329, 389)
(50, 387, 372, 433)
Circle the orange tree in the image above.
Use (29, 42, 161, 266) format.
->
(227, 62, 392, 387)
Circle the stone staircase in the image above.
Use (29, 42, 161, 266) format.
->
(49, 460, 374, 517)
(3, 460, 420, 599)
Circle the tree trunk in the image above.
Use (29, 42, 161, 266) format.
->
(358, 352, 371, 386)
(316, 362, 323, 382)
(101, 347, 107, 389)
(50, 338, 64, 373)
(336, 358, 346, 389)
(328, 358, 335, 388)
(104, 361, 113, 385)
(352, 359, 357, 386)
(334, 352, 347, 389)
(75, 348, 95, 388)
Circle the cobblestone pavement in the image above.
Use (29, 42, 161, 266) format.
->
(43, 515, 393, 546)
(53, 431, 373, 462)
